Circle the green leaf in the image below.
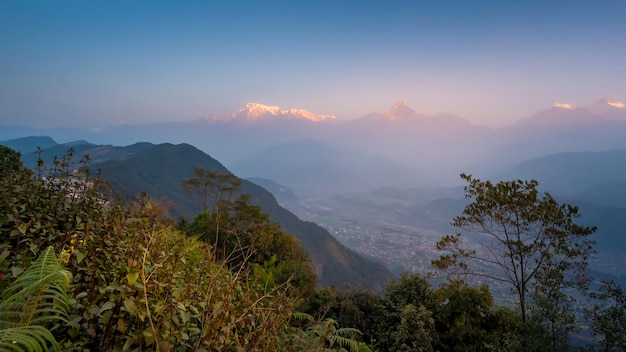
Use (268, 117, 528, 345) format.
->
(98, 301, 115, 315)
(73, 249, 85, 264)
(0, 250, 10, 262)
(126, 271, 139, 286)
(17, 224, 28, 236)
(143, 330, 155, 346)
(123, 337, 133, 351)
(10, 267, 24, 277)
(124, 298, 136, 315)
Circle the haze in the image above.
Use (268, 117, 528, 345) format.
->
(2, 0, 626, 129)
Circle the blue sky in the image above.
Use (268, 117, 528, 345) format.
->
(2, 0, 626, 128)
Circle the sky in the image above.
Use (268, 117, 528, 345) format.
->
(2, 0, 626, 129)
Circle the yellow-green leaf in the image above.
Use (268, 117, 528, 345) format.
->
(126, 271, 139, 286)
(123, 298, 136, 315)
(74, 249, 85, 263)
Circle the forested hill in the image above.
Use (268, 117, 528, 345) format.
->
(21, 139, 394, 291)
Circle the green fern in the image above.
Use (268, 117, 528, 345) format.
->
(0, 246, 72, 351)
(0, 326, 60, 352)
(286, 314, 369, 352)
(312, 318, 362, 352)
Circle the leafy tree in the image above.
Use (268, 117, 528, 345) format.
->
(396, 303, 435, 352)
(378, 273, 435, 352)
(181, 167, 240, 250)
(588, 280, 626, 351)
(180, 170, 317, 296)
(432, 174, 596, 346)
(333, 288, 385, 349)
(0, 145, 29, 178)
(431, 279, 522, 352)
(384, 272, 432, 311)
(181, 167, 240, 215)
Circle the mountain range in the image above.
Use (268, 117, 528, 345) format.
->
(4, 99, 625, 189)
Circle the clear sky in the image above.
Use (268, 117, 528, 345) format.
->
(2, 0, 626, 128)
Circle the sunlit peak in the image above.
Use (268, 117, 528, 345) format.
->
(606, 99, 625, 108)
(554, 102, 576, 109)
(234, 102, 336, 122)
(391, 99, 405, 110)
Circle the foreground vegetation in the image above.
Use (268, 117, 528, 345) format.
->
(0, 145, 624, 351)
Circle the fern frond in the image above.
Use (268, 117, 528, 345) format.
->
(289, 311, 313, 323)
(0, 246, 71, 351)
(0, 247, 71, 326)
(328, 333, 360, 352)
(0, 325, 60, 352)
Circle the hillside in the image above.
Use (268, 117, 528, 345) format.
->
(64, 141, 394, 291)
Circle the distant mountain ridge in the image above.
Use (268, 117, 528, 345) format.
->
(497, 149, 626, 208)
(0, 136, 57, 153)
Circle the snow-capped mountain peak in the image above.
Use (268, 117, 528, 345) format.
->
(388, 99, 420, 120)
(239, 103, 283, 119)
(390, 99, 405, 111)
(587, 98, 626, 120)
(602, 98, 624, 109)
(231, 103, 336, 122)
(554, 102, 576, 109)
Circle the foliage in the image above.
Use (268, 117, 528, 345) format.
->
(379, 273, 435, 352)
(0, 246, 71, 352)
(0, 151, 328, 350)
(0, 145, 30, 178)
(285, 313, 370, 352)
(432, 173, 596, 346)
(430, 280, 521, 352)
(89, 141, 394, 291)
(181, 167, 241, 216)
(588, 280, 626, 351)
(3, 149, 616, 351)
(301, 287, 384, 349)
(309, 273, 528, 352)
(179, 169, 317, 296)
(0, 149, 101, 290)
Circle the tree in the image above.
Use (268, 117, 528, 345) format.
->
(432, 174, 596, 337)
(0, 145, 29, 178)
(588, 280, 626, 351)
(379, 273, 436, 352)
(180, 170, 316, 295)
(431, 279, 522, 352)
(181, 167, 240, 217)
(181, 168, 241, 256)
